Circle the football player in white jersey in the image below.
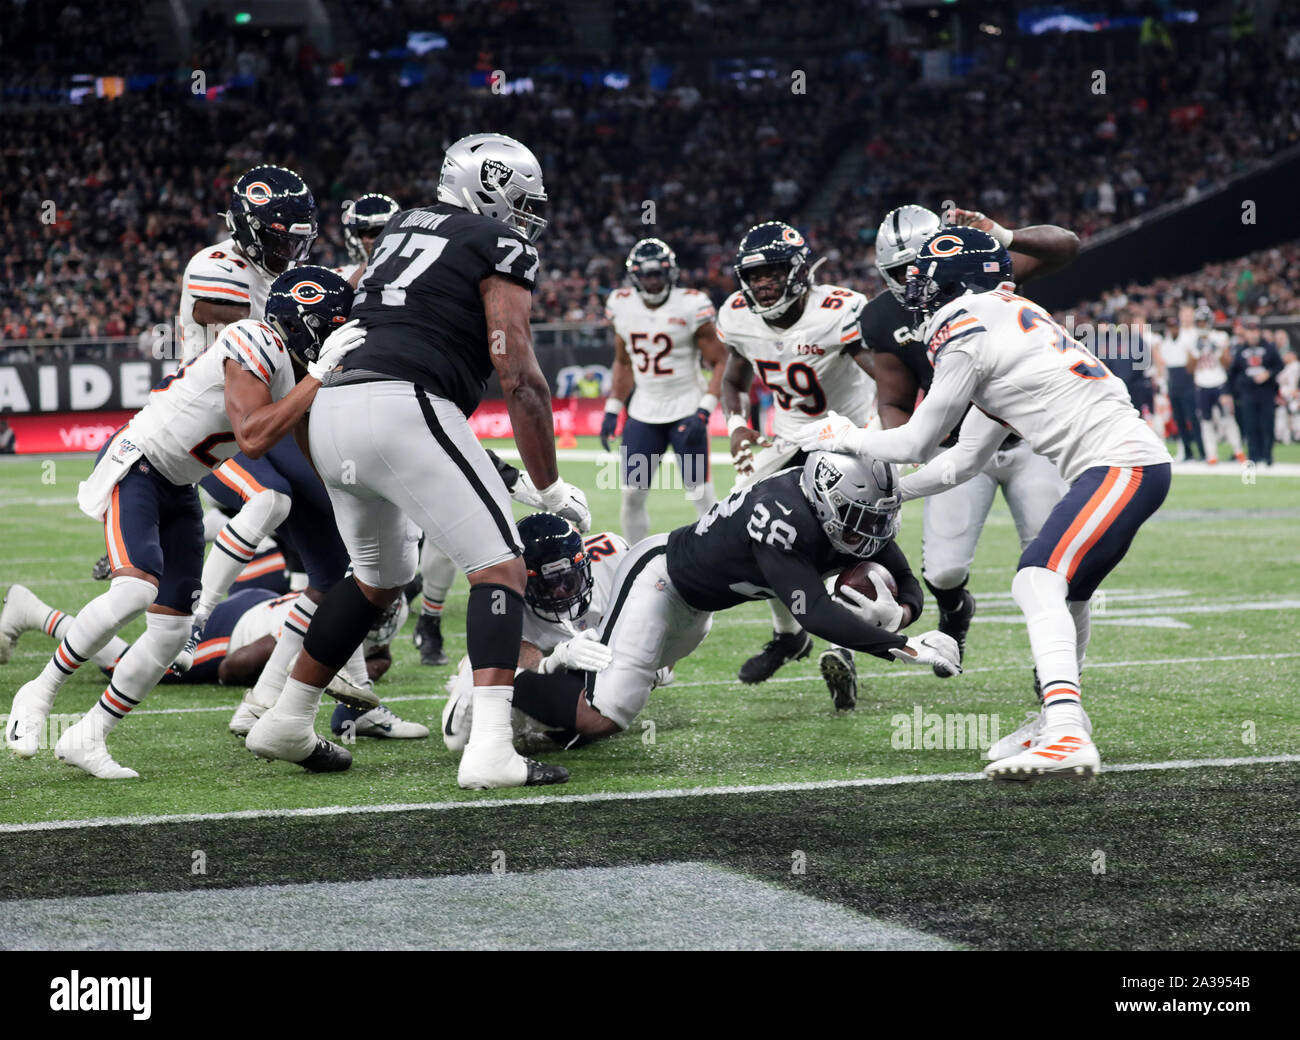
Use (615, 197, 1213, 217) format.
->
(177, 165, 317, 359)
(718, 221, 877, 708)
(863, 204, 1079, 689)
(1180, 305, 1245, 464)
(5, 267, 365, 778)
(441, 513, 633, 750)
(804, 228, 1172, 782)
(601, 238, 726, 544)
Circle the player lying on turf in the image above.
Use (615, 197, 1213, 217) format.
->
(442, 453, 961, 752)
(0, 584, 423, 739)
(801, 227, 1172, 782)
(4, 265, 366, 778)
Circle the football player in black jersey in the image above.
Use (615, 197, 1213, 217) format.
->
(244, 133, 591, 790)
(471, 451, 961, 750)
(861, 204, 1078, 679)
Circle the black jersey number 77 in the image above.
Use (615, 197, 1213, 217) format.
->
(359, 229, 539, 308)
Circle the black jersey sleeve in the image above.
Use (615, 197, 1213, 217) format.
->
(464, 223, 540, 291)
(752, 541, 909, 659)
(859, 290, 933, 392)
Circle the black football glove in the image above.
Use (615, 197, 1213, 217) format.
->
(678, 407, 711, 442)
(600, 411, 619, 452)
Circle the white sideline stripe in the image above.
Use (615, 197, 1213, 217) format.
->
(3, 753, 1298, 834)
(974, 598, 1300, 623)
(3, 649, 1295, 722)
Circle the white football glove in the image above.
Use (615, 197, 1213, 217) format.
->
(798, 410, 863, 453)
(536, 477, 591, 533)
(307, 319, 367, 381)
(836, 573, 906, 632)
(889, 630, 962, 678)
(539, 629, 613, 674)
(510, 471, 545, 508)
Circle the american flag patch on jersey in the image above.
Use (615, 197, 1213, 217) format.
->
(983, 261, 1000, 272)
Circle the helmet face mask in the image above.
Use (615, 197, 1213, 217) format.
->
(342, 193, 400, 263)
(801, 453, 901, 559)
(437, 133, 548, 242)
(626, 238, 678, 305)
(519, 512, 593, 623)
(734, 222, 815, 320)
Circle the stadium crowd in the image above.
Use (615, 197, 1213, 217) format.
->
(1, 2, 1298, 344)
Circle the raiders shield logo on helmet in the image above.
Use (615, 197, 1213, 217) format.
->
(814, 458, 842, 494)
(481, 158, 514, 192)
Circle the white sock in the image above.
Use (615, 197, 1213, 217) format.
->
(465, 684, 514, 751)
(34, 576, 155, 699)
(275, 676, 324, 728)
(1221, 413, 1243, 456)
(687, 481, 718, 520)
(770, 597, 801, 636)
(1068, 599, 1091, 673)
(419, 542, 457, 609)
(248, 593, 316, 708)
(1199, 420, 1219, 460)
(620, 488, 651, 545)
(1012, 566, 1085, 732)
(197, 489, 291, 620)
(42, 609, 129, 670)
(91, 611, 191, 734)
(341, 642, 370, 690)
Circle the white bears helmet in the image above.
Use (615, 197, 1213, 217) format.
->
(875, 205, 942, 303)
(436, 132, 548, 242)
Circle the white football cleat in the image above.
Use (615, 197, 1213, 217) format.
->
(986, 707, 1092, 762)
(6, 679, 54, 759)
(458, 742, 568, 789)
(54, 717, 139, 779)
(228, 689, 270, 736)
(441, 657, 474, 752)
(984, 727, 1100, 782)
(0, 583, 46, 664)
(324, 668, 381, 710)
(653, 665, 676, 688)
(246, 710, 353, 772)
(345, 705, 429, 740)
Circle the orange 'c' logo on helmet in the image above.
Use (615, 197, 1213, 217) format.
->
(244, 181, 273, 204)
(782, 227, 804, 245)
(290, 280, 325, 304)
(926, 234, 965, 257)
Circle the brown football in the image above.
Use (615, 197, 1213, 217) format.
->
(833, 560, 898, 602)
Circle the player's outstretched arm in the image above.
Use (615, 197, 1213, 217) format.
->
(898, 407, 1005, 501)
(602, 334, 634, 451)
(950, 209, 1079, 284)
(224, 362, 318, 459)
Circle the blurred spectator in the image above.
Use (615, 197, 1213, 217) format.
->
(1228, 316, 1285, 464)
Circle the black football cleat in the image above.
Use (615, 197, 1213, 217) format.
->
(298, 738, 353, 773)
(412, 613, 449, 666)
(1032, 670, 1043, 703)
(91, 554, 112, 580)
(936, 590, 976, 672)
(403, 573, 424, 605)
(739, 630, 813, 684)
(524, 759, 570, 786)
(819, 647, 858, 711)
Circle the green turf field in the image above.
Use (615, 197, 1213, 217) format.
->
(2, 439, 1299, 950)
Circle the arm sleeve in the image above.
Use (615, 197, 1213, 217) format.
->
(898, 407, 1006, 501)
(849, 350, 982, 463)
(753, 543, 908, 659)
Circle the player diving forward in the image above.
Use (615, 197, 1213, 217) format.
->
(444, 454, 961, 751)
(601, 237, 726, 544)
(719, 221, 878, 710)
(803, 227, 1171, 780)
(5, 267, 366, 777)
(863, 204, 1079, 676)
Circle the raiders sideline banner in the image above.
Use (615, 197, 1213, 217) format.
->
(0, 358, 173, 415)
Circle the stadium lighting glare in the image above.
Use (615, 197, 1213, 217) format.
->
(234, 12, 251, 24)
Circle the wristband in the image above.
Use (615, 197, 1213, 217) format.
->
(726, 413, 749, 435)
(697, 393, 718, 415)
(604, 397, 624, 415)
(988, 222, 1014, 249)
